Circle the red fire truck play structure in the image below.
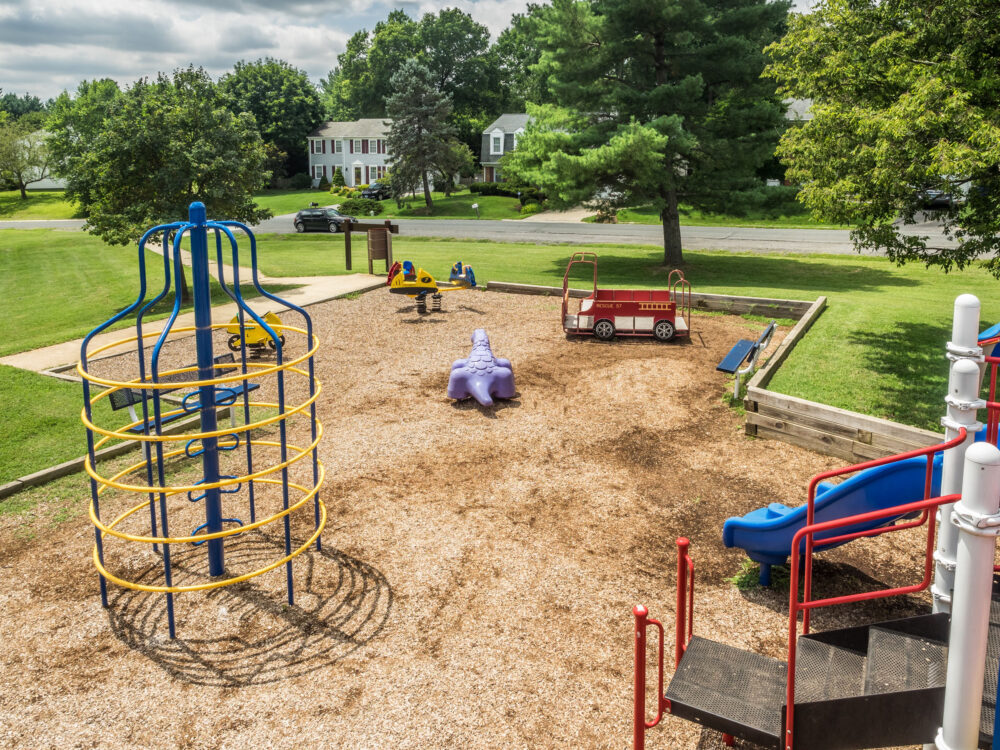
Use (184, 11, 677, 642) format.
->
(561, 252, 691, 341)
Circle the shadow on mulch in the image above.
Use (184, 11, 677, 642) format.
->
(736, 559, 929, 631)
(449, 396, 522, 418)
(106, 535, 393, 687)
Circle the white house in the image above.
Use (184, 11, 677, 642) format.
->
(307, 119, 391, 187)
(480, 113, 530, 182)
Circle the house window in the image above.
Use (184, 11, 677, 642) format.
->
(353, 139, 362, 153)
(492, 136, 502, 154)
(335, 140, 343, 154)
(368, 140, 377, 154)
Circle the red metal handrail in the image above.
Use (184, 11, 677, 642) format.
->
(668, 271, 691, 334)
(800, 427, 967, 632)
(783, 492, 961, 750)
(781, 427, 967, 750)
(675, 536, 694, 668)
(633, 605, 666, 750)
(633, 537, 693, 750)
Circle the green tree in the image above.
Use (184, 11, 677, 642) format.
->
(767, 0, 1000, 276)
(323, 12, 422, 120)
(218, 57, 322, 175)
(492, 6, 550, 110)
(0, 91, 47, 119)
(0, 118, 51, 198)
(47, 79, 123, 209)
(320, 8, 496, 153)
(66, 67, 270, 246)
(503, 0, 789, 266)
(385, 60, 454, 209)
(431, 140, 475, 196)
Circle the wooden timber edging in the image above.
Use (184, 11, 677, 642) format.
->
(742, 295, 943, 461)
(484, 281, 815, 318)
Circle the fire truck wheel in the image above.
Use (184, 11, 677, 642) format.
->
(593, 319, 616, 341)
(653, 320, 675, 342)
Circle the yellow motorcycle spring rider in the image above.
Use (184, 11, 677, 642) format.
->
(387, 260, 477, 313)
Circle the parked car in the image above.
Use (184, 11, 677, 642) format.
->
(361, 182, 390, 200)
(293, 207, 355, 233)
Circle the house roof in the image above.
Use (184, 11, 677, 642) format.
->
(483, 113, 530, 134)
(308, 119, 392, 138)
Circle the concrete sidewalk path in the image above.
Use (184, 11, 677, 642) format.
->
(1, 273, 384, 374)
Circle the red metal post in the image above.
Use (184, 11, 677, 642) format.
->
(676, 537, 690, 668)
(634, 604, 648, 750)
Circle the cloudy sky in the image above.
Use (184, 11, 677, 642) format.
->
(0, 0, 814, 101)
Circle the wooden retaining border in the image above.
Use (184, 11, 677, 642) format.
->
(484, 281, 815, 318)
(487, 281, 942, 461)
(742, 296, 942, 461)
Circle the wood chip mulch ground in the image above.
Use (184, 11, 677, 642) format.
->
(0, 289, 936, 749)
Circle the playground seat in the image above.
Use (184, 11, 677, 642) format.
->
(716, 321, 777, 398)
(106, 353, 259, 433)
(716, 339, 755, 374)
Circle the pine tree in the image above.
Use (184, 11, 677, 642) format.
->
(385, 60, 454, 210)
(505, 0, 789, 265)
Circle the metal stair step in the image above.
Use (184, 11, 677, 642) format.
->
(864, 626, 947, 695)
(795, 637, 867, 702)
(665, 636, 786, 746)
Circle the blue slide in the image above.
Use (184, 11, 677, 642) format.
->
(723, 454, 943, 585)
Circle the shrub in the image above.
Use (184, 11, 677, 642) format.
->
(289, 172, 313, 189)
(339, 197, 383, 216)
(519, 202, 542, 216)
(318, 175, 331, 190)
(470, 182, 545, 204)
(331, 168, 346, 188)
(357, 183, 370, 190)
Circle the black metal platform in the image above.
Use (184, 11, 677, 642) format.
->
(664, 606, 1000, 749)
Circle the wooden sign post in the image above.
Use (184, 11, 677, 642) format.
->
(341, 219, 399, 272)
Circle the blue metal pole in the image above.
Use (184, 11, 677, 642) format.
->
(188, 202, 225, 577)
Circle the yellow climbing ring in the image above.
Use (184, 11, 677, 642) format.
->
(84, 321, 327, 594)
(93, 501, 327, 594)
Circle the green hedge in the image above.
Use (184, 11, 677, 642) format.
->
(338, 197, 384, 216)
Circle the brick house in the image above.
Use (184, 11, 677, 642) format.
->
(307, 119, 392, 187)
(480, 113, 530, 182)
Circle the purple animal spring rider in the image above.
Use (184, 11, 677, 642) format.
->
(447, 329, 515, 407)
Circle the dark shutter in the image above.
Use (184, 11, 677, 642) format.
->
(349, 140, 354, 154)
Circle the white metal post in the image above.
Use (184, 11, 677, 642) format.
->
(933, 294, 983, 615)
(935, 442, 1000, 750)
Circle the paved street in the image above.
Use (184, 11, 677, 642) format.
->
(0, 213, 955, 255)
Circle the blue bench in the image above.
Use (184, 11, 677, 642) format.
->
(107, 353, 259, 433)
(717, 321, 777, 398)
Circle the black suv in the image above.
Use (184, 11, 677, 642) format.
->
(293, 207, 355, 233)
(361, 182, 390, 200)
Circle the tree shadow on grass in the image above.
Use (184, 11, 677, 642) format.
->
(846, 321, 951, 429)
(107, 533, 392, 687)
(552, 252, 919, 297)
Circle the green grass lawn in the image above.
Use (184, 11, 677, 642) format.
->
(375, 191, 522, 221)
(0, 189, 81, 220)
(607, 203, 849, 230)
(253, 187, 337, 216)
(0, 229, 298, 358)
(0, 364, 98, 482)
